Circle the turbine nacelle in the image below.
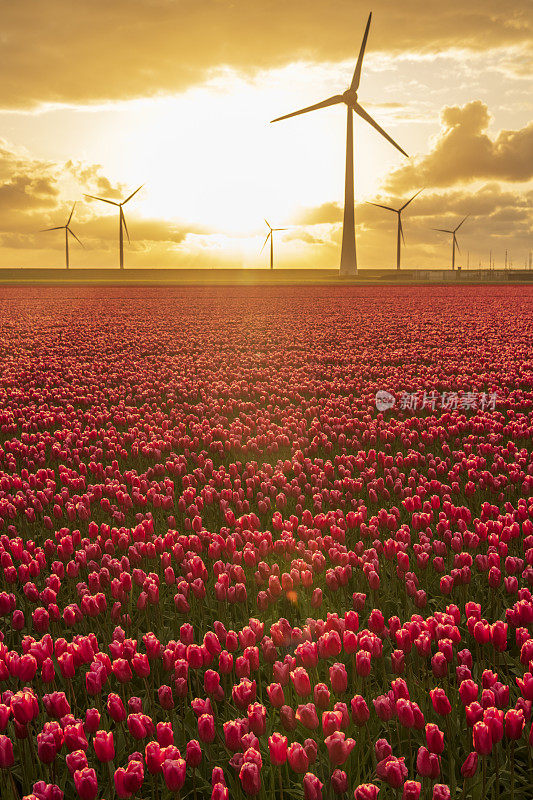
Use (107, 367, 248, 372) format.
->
(342, 89, 358, 106)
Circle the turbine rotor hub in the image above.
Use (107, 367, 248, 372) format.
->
(343, 89, 358, 104)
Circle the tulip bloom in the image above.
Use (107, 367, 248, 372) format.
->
(290, 667, 311, 697)
(354, 783, 380, 799)
(461, 752, 478, 777)
(505, 709, 525, 740)
(162, 758, 186, 792)
(239, 761, 261, 796)
(303, 772, 323, 800)
(473, 722, 492, 755)
(425, 723, 445, 754)
(74, 768, 98, 800)
(0, 735, 14, 768)
(403, 782, 422, 800)
(93, 730, 114, 762)
(324, 731, 356, 767)
(268, 733, 288, 766)
(287, 742, 309, 773)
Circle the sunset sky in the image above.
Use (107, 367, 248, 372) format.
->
(1, 0, 532, 269)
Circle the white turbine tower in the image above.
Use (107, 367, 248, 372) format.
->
(366, 189, 423, 270)
(270, 13, 408, 276)
(433, 216, 469, 270)
(261, 220, 288, 269)
(41, 203, 84, 269)
(84, 185, 143, 269)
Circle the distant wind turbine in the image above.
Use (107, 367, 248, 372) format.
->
(84, 185, 143, 269)
(261, 220, 288, 270)
(366, 189, 423, 270)
(270, 12, 408, 276)
(432, 215, 469, 270)
(41, 203, 84, 269)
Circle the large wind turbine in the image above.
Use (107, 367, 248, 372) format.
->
(84, 185, 143, 269)
(261, 220, 288, 270)
(367, 189, 423, 270)
(270, 12, 408, 276)
(41, 203, 84, 269)
(433, 215, 469, 270)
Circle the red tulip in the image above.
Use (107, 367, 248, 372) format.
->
(93, 730, 114, 762)
(268, 733, 288, 765)
(505, 709, 525, 740)
(325, 731, 356, 766)
(239, 760, 261, 796)
(303, 772, 323, 800)
(425, 723, 445, 754)
(162, 758, 186, 792)
(0, 735, 14, 768)
(354, 785, 379, 800)
(460, 751, 478, 777)
(287, 741, 309, 773)
(74, 768, 97, 800)
(403, 782, 421, 800)
(473, 722, 492, 755)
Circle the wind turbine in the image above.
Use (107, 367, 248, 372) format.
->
(366, 189, 423, 270)
(432, 216, 469, 270)
(84, 185, 143, 269)
(261, 220, 288, 269)
(270, 12, 408, 277)
(41, 203, 84, 269)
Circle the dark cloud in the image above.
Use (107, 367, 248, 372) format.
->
(0, 1, 531, 109)
(386, 101, 533, 192)
(289, 183, 533, 268)
(65, 161, 125, 198)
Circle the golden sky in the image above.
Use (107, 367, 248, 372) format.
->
(0, 0, 532, 269)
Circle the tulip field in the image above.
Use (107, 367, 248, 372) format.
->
(1, 283, 533, 800)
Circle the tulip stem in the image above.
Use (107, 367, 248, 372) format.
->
(9, 772, 19, 800)
(446, 716, 455, 797)
(107, 759, 115, 794)
(494, 744, 500, 800)
(482, 755, 486, 798)
(278, 765, 284, 800)
(510, 741, 515, 800)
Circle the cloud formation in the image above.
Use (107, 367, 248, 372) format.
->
(386, 101, 533, 191)
(0, 1, 531, 109)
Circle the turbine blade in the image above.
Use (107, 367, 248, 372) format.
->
(67, 202, 76, 225)
(366, 202, 396, 212)
(121, 208, 130, 243)
(350, 12, 372, 91)
(84, 194, 119, 206)
(274, 228, 288, 231)
(260, 232, 271, 254)
(123, 184, 143, 204)
(454, 214, 469, 232)
(271, 95, 344, 123)
(353, 102, 409, 157)
(264, 219, 272, 229)
(41, 226, 65, 232)
(67, 227, 84, 248)
(399, 217, 405, 245)
(455, 235, 461, 254)
(432, 228, 453, 233)
(400, 188, 424, 211)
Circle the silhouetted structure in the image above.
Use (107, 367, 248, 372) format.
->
(261, 220, 288, 269)
(84, 186, 143, 269)
(432, 216, 469, 270)
(271, 12, 408, 277)
(41, 203, 84, 269)
(367, 190, 423, 270)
